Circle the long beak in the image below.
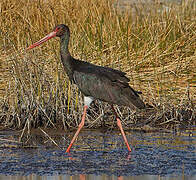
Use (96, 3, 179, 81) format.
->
(27, 31, 56, 50)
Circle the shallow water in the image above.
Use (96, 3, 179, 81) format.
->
(0, 129, 195, 180)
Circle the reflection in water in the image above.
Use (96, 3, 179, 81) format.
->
(0, 130, 195, 180)
(0, 174, 196, 180)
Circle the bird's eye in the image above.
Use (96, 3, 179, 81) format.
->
(56, 27, 60, 31)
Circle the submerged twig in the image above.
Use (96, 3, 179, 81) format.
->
(39, 127, 62, 150)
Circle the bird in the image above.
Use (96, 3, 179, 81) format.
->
(27, 24, 146, 153)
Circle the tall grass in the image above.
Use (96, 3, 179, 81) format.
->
(0, 0, 195, 133)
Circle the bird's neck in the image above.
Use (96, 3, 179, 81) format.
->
(60, 34, 74, 80)
(60, 34, 69, 54)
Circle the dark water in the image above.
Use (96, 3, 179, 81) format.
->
(0, 130, 195, 180)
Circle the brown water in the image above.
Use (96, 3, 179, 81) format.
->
(0, 129, 195, 180)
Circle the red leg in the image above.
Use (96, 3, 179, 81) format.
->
(79, 174, 86, 180)
(66, 105, 88, 153)
(111, 105, 132, 152)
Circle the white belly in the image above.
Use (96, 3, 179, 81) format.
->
(84, 96, 94, 107)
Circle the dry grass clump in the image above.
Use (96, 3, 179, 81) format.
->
(0, 0, 195, 134)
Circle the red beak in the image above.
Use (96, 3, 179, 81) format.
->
(27, 31, 57, 50)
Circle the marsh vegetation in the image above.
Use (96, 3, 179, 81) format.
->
(0, 0, 195, 135)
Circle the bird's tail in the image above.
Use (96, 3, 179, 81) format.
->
(131, 96, 146, 109)
(124, 87, 146, 109)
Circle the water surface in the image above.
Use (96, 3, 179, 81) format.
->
(0, 129, 195, 179)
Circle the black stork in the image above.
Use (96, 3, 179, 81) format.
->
(27, 24, 146, 153)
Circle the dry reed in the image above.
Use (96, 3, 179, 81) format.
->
(0, 0, 195, 136)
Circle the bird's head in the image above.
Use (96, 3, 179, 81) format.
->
(53, 24, 70, 37)
(27, 24, 69, 50)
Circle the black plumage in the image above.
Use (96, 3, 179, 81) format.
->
(72, 59, 145, 109)
(55, 24, 145, 109)
(27, 24, 146, 152)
